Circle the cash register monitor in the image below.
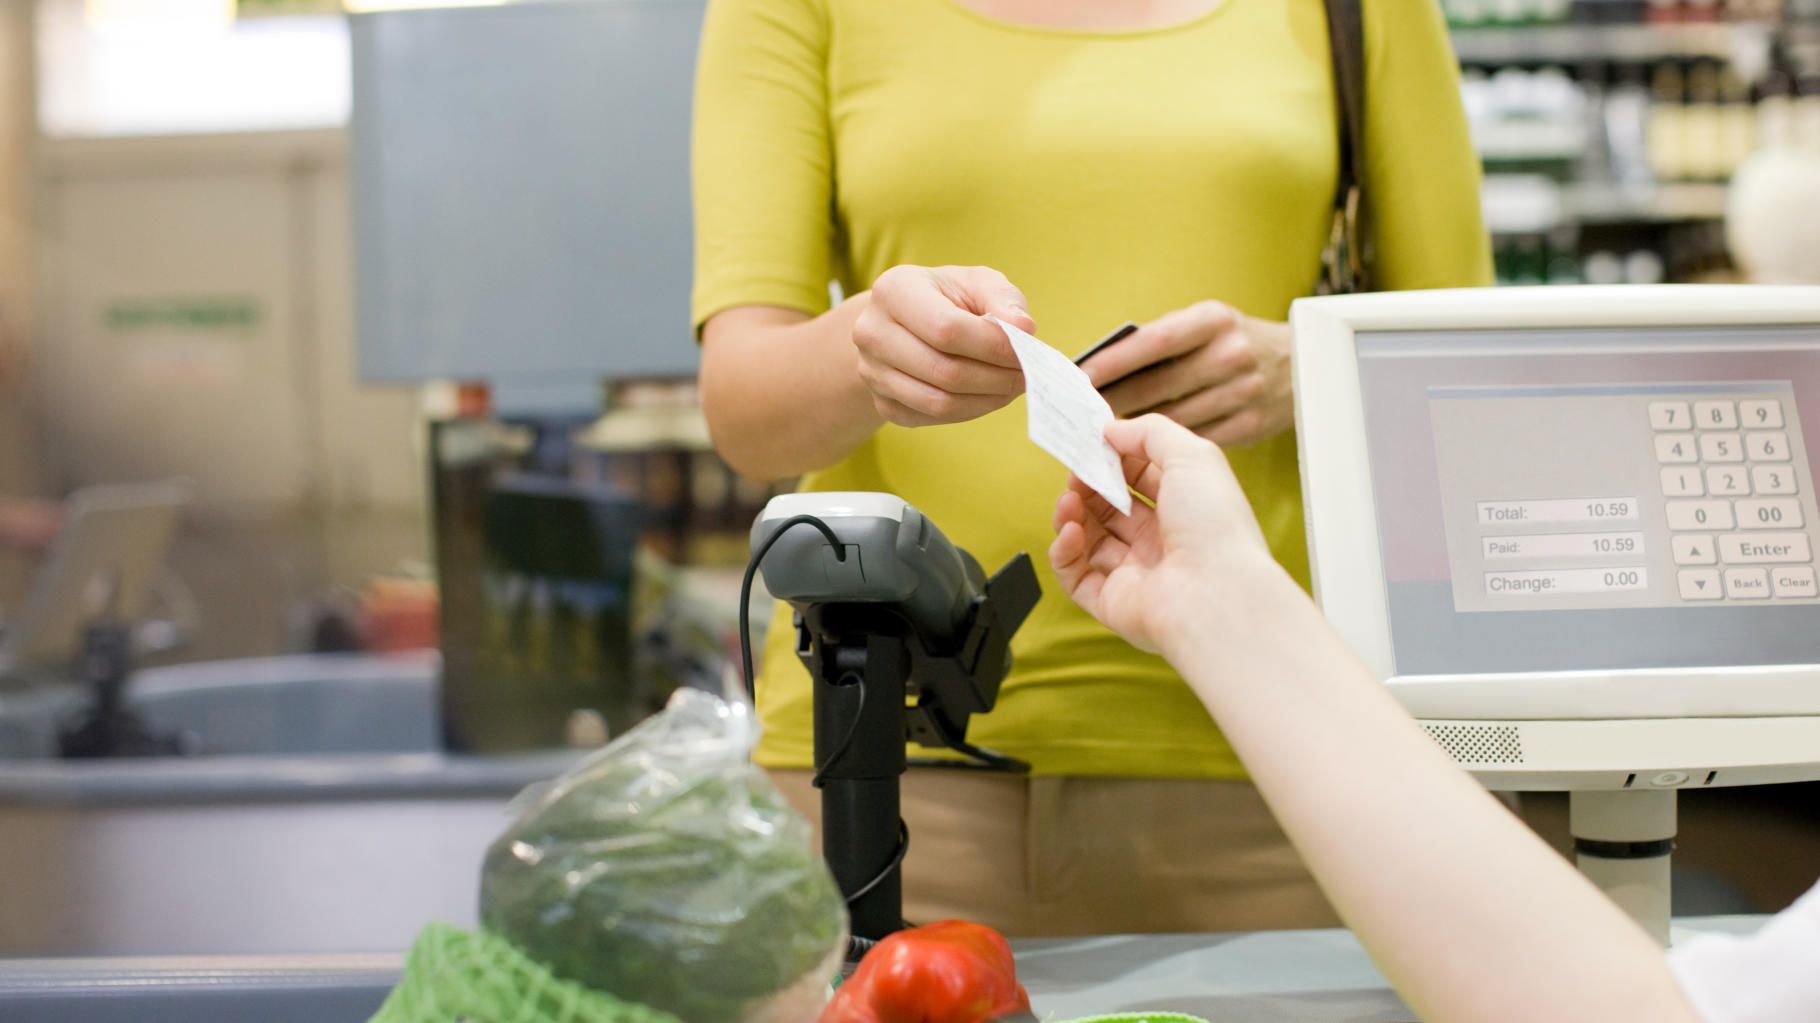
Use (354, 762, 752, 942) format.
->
(0, 481, 187, 676)
(1295, 285, 1820, 942)
(1292, 286, 1820, 791)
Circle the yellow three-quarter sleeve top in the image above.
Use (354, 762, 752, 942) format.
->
(692, 0, 1492, 778)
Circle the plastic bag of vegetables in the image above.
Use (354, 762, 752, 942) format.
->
(479, 687, 847, 1023)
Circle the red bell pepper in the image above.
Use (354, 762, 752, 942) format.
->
(819, 920, 1032, 1023)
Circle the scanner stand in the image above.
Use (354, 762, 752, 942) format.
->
(795, 553, 1041, 953)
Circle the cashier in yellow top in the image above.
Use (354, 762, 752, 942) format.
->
(691, 0, 1491, 935)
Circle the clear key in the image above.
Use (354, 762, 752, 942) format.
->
(1773, 566, 1818, 598)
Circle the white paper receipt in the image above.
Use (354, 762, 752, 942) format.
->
(988, 315, 1133, 515)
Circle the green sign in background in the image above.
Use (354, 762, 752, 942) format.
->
(236, 0, 343, 16)
(102, 297, 263, 333)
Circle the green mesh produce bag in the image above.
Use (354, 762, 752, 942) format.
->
(375, 690, 844, 1023)
(370, 924, 685, 1023)
(477, 690, 846, 1023)
(372, 926, 1215, 1023)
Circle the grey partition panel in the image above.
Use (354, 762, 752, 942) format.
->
(352, 0, 705, 388)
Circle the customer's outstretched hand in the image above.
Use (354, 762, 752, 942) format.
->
(1048, 414, 1278, 655)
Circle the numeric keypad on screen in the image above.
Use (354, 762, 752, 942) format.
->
(1657, 397, 1813, 602)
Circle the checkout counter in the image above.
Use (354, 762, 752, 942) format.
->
(0, 654, 580, 956)
(0, 917, 1773, 1022)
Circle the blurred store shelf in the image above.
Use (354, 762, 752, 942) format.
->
(1474, 120, 1591, 162)
(1567, 180, 1732, 222)
(1453, 22, 1774, 65)
(1484, 174, 1732, 233)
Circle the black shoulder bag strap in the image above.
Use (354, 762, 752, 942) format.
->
(1317, 0, 1372, 295)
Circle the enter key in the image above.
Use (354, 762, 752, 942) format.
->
(1718, 533, 1813, 564)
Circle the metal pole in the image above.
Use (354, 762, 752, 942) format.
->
(812, 623, 910, 945)
(1570, 789, 1677, 945)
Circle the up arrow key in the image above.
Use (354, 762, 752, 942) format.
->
(1674, 535, 1717, 565)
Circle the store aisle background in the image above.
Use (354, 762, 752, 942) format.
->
(0, 0, 1817, 926)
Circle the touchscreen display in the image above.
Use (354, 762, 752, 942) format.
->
(1357, 326, 1820, 676)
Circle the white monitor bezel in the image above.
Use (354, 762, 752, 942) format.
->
(1292, 284, 1820, 722)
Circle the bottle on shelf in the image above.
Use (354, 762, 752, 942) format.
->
(1513, 234, 1550, 283)
(1605, 65, 1657, 183)
(1490, 0, 1529, 24)
(1756, 72, 1797, 150)
(1683, 61, 1725, 179)
(1449, 0, 1483, 27)
(1579, 62, 1616, 182)
(1538, 0, 1576, 21)
(1584, 249, 1628, 284)
(1625, 248, 1668, 283)
(1547, 227, 1587, 283)
(1720, 67, 1758, 170)
(1646, 62, 1689, 180)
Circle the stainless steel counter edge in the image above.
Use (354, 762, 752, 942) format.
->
(0, 953, 402, 1023)
(0, 751, 586, 806)
(0, 921, 1770, 1023)
(0, 952, 405, 994)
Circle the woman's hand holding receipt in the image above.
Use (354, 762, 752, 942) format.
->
(854, 265, 1036, 428)
(1078, 301, 1296, 447)
(698, 264, 1036, 480)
